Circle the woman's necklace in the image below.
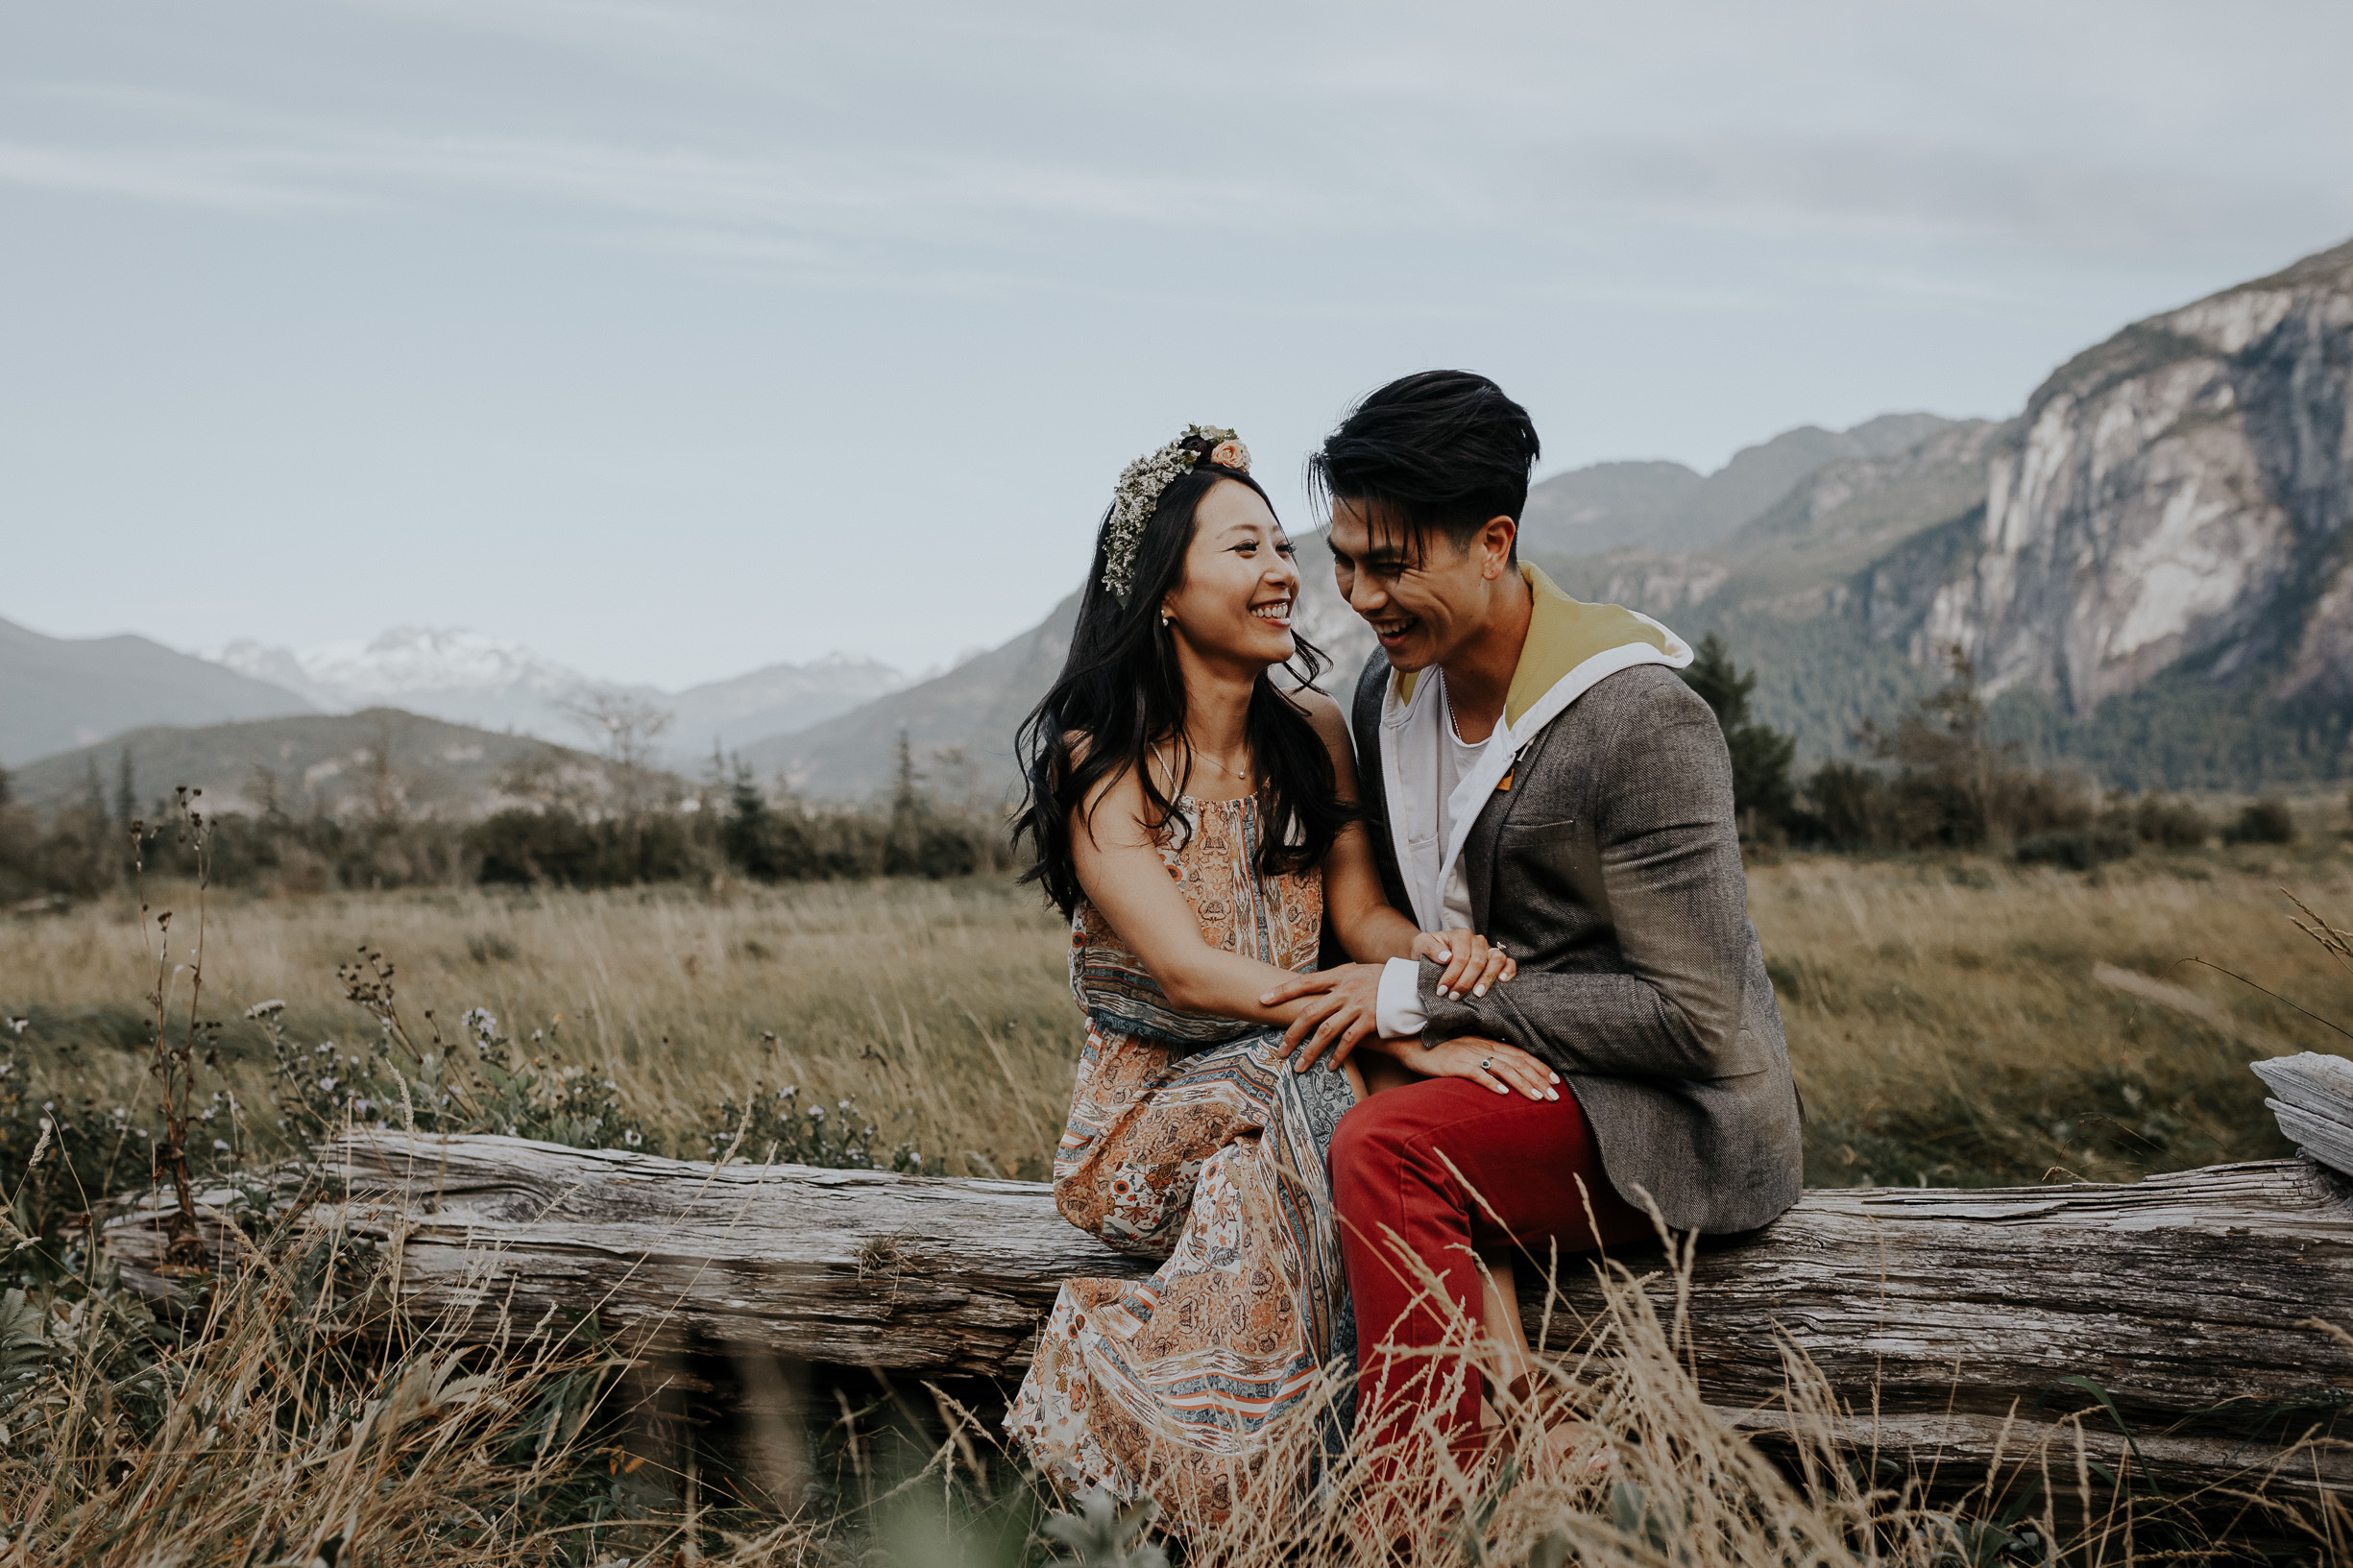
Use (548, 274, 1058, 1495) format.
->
(1179, 734, 1251, 786)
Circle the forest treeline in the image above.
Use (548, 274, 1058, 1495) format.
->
(0, 647, 2332, 902)
(0, 736, 1013, 900)
(1680, 635, 2313, 863)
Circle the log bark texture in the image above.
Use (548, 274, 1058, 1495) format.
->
(108, 1136, 2353, 1498)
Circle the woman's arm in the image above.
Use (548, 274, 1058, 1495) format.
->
(1252, 696, 1516, 1073)
(1069, 761, 1307, 1027)
(1298, 692, 1422, 963)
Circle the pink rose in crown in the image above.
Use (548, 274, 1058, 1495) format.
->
(1209, 439, 1249, 471)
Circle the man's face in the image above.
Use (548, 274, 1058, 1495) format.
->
(1326, 499, 1513, 671)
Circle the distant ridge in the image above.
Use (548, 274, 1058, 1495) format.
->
(7, 709, 624, 821)
(205, 628, 905, 763)
(0, 615, 314, 767)
(1517, 413, 1959, 556)
(737, 593, 1081, 801)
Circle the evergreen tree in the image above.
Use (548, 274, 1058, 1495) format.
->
(1680, 633, 1798, 834)
(114, 747, 137, 827)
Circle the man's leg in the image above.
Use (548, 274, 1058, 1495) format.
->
(1329, 1077, 1652, 1467)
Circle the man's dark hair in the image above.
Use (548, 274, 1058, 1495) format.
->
(1307, 370, 1540, 564)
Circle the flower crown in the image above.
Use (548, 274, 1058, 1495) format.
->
(1100, 424, 1252, 604)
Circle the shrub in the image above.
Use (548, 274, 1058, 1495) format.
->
(2015, 825, 2137, 871)
(2128, 792, 2210, 848)
(2224, 797, 2296, 845)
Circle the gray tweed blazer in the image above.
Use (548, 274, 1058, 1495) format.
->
(1349, 654, 1804, 1235)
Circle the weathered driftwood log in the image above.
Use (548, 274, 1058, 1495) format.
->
(109, 1135, 2353, 1499)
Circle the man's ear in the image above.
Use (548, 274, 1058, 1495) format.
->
(1477, 515, 1516, 581)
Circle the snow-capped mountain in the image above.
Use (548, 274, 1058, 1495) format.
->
(206, 628, 622, 741)
(202, 628, 907, 761)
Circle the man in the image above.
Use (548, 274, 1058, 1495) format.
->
(1271, 369, 1803, 1468)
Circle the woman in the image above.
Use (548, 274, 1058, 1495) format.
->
(1002, 425, 1553, 1527)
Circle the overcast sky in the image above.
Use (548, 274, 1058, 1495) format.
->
(8, 1, 2351, 688)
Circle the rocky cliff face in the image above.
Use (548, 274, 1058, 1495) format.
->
(1886, 240, 2353, 714)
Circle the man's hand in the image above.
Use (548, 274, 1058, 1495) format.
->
(1260, 963, 1386, 1073)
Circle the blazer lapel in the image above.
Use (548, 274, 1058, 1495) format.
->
(1465, 763, 1515, 933)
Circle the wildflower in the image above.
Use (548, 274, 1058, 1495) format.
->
(623, 1128, 643, 1146)
(809, 1106, 824, 1121)
(353, 1098, 375, 1117)
(462, 1007, 497, 1041)
(4, 1016, 27, 1035)
(212, 1139, 230, 1151)
(316, 1042, 333, 1055)
(244, 1000, 286, 1020)
(320, 1076, 336, 1093)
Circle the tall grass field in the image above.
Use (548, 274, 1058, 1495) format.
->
(3, 837, 2350, 1563)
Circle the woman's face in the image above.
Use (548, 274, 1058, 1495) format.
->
(1159, 478, 1299, 671)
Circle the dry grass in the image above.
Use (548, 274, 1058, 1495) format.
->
(1759, 843, 2353, 1187)
(5, 1216, 2339, 1566)
(7, 847, 2352, 1563)
(1, 877, 1078, 1180)
(8, 841, 2347, 1188)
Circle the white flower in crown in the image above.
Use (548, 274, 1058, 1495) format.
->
(1099, 422, 1248, 604)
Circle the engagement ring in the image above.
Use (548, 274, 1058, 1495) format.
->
(1479, 1056, 1492, 1071)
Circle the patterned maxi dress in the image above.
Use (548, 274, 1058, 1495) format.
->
(1005, 794, 1358, 1526)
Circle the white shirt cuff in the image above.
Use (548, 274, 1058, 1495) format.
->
(1376, 956, 1428, 1038)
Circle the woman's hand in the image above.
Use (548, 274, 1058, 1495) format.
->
(1261, 964, 1384, 1074)
(1414, 929, 1516, 1001)
(1409, 1035, 1559, 1101)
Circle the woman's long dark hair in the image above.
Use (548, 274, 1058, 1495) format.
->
(1013, 467, 1351, 920)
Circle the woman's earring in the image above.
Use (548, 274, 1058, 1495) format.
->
(1159, 610, 1175, 627)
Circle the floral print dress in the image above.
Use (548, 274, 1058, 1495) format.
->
(1005, 794, 1357, 1528)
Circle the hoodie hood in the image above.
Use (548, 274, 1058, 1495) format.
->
(1377, 565, 1692, 930)
(1394, 564, 1691, 732)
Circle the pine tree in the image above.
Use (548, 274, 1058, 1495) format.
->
(1680, 633, 1797, 834)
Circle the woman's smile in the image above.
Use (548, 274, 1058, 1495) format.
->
(1249, 595, 1294, 629)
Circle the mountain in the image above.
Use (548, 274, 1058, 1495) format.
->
(7, 709, 621, 821)
(1540, 235, 2353, 787)
(1889, 239, 2353, 717)
(0, 615, 315, 767)
(205, 629, 906, 764)
(1518, 413, 1960, 556)
(206, 627, 645, 743)
(665, 654, 907, 762)
(738, 596, 1081, 800)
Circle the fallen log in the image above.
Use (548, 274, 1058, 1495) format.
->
(109, 1134, 2353, 1501)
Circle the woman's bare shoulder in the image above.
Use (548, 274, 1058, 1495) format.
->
(1285, 689, 1357, 760)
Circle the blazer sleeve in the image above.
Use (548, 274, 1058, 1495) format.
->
(1417, 676, 1765, 1084)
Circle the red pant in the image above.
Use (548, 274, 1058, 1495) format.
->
(1329, 1078, 1652, 1464)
